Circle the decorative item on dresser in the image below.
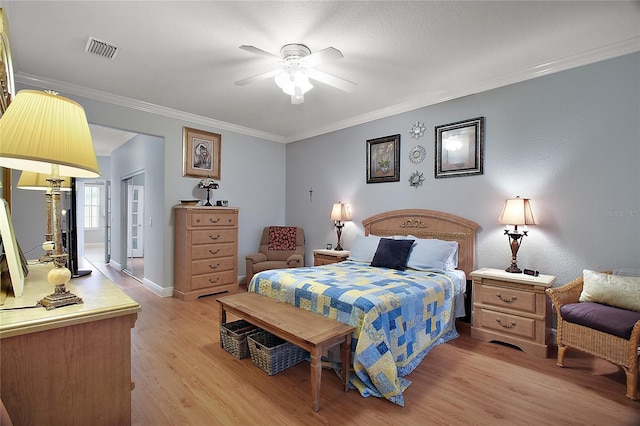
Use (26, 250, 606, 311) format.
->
(313, 249, 350, 266)
(196, 177, 218, 206)
(173, 205, 239, 301)
(470, 267, 556, 357)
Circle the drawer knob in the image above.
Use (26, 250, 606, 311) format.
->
(495, 318, 517, 329)
(209, 277, 220, 283)
(209, 263, 220, 270)
(209, 234, 221, 240)
(209, 218, 220, 224)
(208, 249, 220, 255)
(496, 292, 517, 303)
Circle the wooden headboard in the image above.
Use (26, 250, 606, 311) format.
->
(362, 209, 480, 277)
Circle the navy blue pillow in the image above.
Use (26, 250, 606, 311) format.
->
(370, 238, 415, 271)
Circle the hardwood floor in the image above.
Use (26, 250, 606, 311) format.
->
(87, 260, 640, 426)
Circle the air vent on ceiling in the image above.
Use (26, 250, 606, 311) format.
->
(84, 36, 119, 60)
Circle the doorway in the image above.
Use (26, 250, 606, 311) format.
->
(122, 172, 145, 281)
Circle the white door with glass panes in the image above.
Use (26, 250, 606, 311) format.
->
(127, 184, 144, 258)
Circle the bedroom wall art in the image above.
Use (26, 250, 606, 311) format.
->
(183, 126, 221, 179)
(366, 134, 400, 184)
(435, 117, 484, 178)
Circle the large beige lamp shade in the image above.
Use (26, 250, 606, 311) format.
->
(17, 171, 72, 191)
(0, 90, 99, 308)
(0, 90, 99, 177)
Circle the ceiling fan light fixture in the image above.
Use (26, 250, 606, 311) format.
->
(275, 70, 313, 102)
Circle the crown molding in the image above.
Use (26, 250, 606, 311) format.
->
(284, 38, 640, 143)
(16, 37, 638, 144)
(14, 73, 287, 144)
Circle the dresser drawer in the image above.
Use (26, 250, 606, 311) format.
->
(476, 308, 536, 340)
(191, 229, 237, 245)
(191, 258, 235, 276)
(191, 270, 236, 290)
(190, 213, 237, 228)
(476, 283, 537, 314)
(192, 243, 237, 260)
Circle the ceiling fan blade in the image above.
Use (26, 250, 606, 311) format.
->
(239, 45, 281, 62)
(302, 47, 344, 67)
(306, 70, 357, 93)
(234, 69, 280, 86)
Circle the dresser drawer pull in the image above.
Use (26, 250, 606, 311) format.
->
(208, 249, 220, 255)
(209, 234, 221, 240)
(496, 292, 517, 303)
(209, 277, 220, 283)
(495, 318, 517, 329)
(209, 218, 220, 224)
(209, 263, 220, 270)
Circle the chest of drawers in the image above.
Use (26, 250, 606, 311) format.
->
(173, 206, 239, 301)
(470, 268, 555, 357)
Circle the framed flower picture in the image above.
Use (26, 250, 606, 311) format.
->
(366, 134, 400, 183)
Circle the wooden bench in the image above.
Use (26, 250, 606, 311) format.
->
(217, 292, 354, 411)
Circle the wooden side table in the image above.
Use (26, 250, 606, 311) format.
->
(470, 268, 556, 358)
(313, 249, 350, 266)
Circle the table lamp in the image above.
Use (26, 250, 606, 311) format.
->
(498, 196, 537, 273)
(330, 202, 351, 251)
(17, 171, 72, 262)
(0, 90, 100, 309)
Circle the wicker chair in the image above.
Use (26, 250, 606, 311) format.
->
(546, 272, 640, 400)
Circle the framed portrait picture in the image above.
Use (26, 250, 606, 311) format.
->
(366, 134, 401, 183)
(435, 117, 484, 178)
(183, 127, 221, 179)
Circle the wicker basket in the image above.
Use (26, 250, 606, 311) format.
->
(247, 330, 307, 375)
(220, 320, 258, 359)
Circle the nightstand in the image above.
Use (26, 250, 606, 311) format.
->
(470, 268, 556, 358)
(313, 249, 350, 266)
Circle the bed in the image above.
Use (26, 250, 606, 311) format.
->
(248, 209, 479, 406)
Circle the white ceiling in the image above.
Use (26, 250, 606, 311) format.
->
(3, 1, 639, 147)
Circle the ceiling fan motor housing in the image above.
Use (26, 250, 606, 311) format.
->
(280, 44, 311, 62)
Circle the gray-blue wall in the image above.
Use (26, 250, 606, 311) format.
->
(286, 53, 640, 286)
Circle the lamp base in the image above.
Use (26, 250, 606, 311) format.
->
(505, 264, 522, 274)
(39, 284, 84, 310)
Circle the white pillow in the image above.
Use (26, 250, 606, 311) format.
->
(347, 235, 381, 263)
(406, 237, 458, 271)
(580, 269, 640, 312)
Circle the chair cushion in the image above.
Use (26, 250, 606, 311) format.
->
(560, 302, 640, 340)
(579, 269, 640, 312)
(268, 226, 297, 250)
(252, 260, 289, 274)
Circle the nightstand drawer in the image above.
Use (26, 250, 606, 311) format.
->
(476, 308, 536, 340)
(477, 283, 537, 314)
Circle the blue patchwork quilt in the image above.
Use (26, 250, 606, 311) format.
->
(248, 261, 459, 406)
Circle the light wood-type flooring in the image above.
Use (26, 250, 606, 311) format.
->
(86, 259, 640, 426)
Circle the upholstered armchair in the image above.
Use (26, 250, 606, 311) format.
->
(245, 226, 304, 285)
(546, 270, 640, 400)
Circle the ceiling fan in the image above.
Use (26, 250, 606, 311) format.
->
(234, 43, 357, 104)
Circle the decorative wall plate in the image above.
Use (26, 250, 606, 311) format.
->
(409, 171, 425, 188)
(409, 121, 426, 139)
(409, 145, 426, 164)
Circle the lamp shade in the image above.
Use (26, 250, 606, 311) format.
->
(17, 171, 72, 191)
(330, 202, 352, 222)
(498, 196, 537, 226)
(0, 90, 100, 178)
